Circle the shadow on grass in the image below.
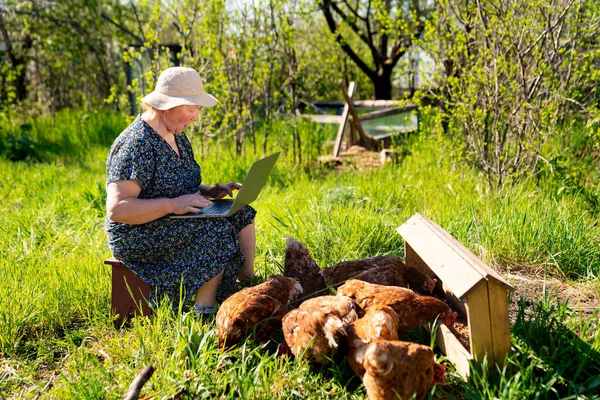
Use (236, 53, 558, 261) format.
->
(511, 298, 600, 397)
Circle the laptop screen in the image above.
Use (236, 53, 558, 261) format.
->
(229, 152, 280, 214)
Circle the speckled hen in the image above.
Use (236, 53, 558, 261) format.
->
(322, 255, 437, 294)
(362, 340, 446, 400)
(337, 280, 457, 332)
(282, 295, 358, 363)
(347, 304, 400, 378)
(283, 237, 327, 299)
(216, 275, 302, 349)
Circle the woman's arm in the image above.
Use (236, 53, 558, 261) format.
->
(107, 180, 213, 224)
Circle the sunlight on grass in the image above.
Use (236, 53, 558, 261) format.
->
(1, 109, 599, 399)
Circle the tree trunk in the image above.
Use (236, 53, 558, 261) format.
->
(372, 71, 393, 100)
(0, 14, 32, 103)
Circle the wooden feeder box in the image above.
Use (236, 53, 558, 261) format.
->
(397, 213, 514, 377)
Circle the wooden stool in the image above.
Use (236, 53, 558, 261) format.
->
(104, 258, 152, 326)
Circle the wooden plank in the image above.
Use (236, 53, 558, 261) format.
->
(465, 283, 495, 366)
(397, 213, 513, 297)
(333, 82, 356, 157)
(354, 100, 417, 109)
(299, 114, 343, 124)
(358, 107, 417, 122)
(432, 223, 514, 292)
(397, 215, 484, 299)
(434, 323, 473, 378)
(313, 100, 419, 109)
(339, 82, 378, 150)
(488, 282, 512, 368)
(404, 243, 436, 278)
(405, 243, 467, 316)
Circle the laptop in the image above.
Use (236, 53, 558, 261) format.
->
(170, 152, 280, 219)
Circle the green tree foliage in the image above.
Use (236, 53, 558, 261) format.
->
(318, 0, 434, 99)
(0, 0, 125, 113)
(3, 0, 597, 170)
(421, 0, 600, 188)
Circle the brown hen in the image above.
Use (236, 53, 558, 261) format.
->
(284, 237, 327, 299)
(362, 340, 446, 400)
(322, 256, 437, 294)
(337, 280, 457, 332)
(347, 305, 399, 378)
(282, 295, 358, 363)
(216, 275, 302, 349)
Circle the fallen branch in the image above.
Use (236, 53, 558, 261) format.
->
(124, 365, 155, 400)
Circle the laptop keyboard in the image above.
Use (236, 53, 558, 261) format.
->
(202, 200, 232, 214)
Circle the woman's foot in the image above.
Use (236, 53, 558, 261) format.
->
(193, 304, 217, 315)
(194, 270, 224, 309)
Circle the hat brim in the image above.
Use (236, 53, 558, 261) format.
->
(141, 91, 218, 110)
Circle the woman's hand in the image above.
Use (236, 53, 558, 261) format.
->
(171, 192, 213, 214)
(201, 182, 242, 200)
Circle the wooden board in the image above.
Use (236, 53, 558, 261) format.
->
(333, 82, 356, 157)
(358, 107, 417, 121)
(397, 216, 484, 299)
(418, 214, 513, 292)
(404, 242, 436, 278)
(433, 323, 473, 378)
(405, 243, 468, 316)
(340, 82, 379, 150)
(488, 282, 512, 368)
(313, 100, 418, 109)
(397, 213, 513, 298)
(299, 114, 343, 124)
(464, 283, 495, 366)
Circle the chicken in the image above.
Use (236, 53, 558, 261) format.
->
(284, 237, 436, 299)
(282, 295, 358, 363)
(322, 255, 437, 294)
(284, 237, 327, 299)
(337, 280, 457, 332)
(216, 275, 303, 349)
(362, 340, 446, 400)
(347, 305, 399, 378)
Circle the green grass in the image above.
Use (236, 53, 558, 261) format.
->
(1, 109, 599, 399)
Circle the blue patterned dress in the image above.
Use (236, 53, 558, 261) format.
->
(105, 116, 256, 307)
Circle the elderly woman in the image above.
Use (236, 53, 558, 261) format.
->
(105, 67, 256, 315)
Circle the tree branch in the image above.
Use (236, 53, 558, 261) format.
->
(100, 12, 143, 44)
(521, 0, 575, 57)
(320, 0, 375, 79)
(389, 22, 425, 68)
(328, 0, 372, 47)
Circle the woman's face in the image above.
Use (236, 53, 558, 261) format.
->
(164, 105, 201, 134)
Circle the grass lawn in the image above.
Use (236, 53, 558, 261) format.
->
(0, 109, 599, 399)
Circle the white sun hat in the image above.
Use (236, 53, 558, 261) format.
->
(141, 67, 218, 110)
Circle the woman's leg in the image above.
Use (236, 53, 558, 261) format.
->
(194, 269, 224, 307)
(237, 222, 256, 280)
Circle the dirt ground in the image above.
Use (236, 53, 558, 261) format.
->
(318, 145, 394, 171)
(505, 272, 600, 322)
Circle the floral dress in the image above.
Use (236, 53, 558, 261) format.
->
(105, 116, 256, 308)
